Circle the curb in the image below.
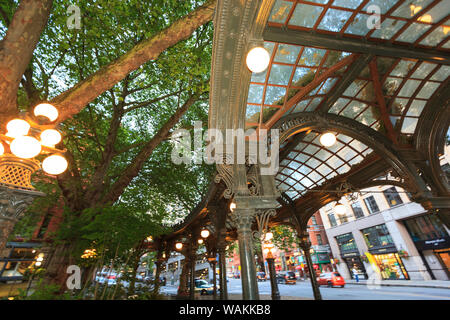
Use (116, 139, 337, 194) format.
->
(347, 282, 450, 290)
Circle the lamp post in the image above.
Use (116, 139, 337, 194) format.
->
(0, 103, 68, 253)
(263, 232, 280, 300)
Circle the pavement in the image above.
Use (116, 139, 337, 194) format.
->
(345, 279, 450, 289)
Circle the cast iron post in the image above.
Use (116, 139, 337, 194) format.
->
(266, 256, 280, 300)
(299, 239, 322, 300)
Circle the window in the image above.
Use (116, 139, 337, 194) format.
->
(383, 187, 403, 207)
(351, 201, 365, 219)
(316, 234, 323, 245)
(311, 215, 317, 225)
(335, 233, 358, 253)
(328, 213, 337, 227)
(337, 214, 348, 224)
(404, 215, 448, 242)
(364, 196, 380, 214)
(361, 224, 394, 249)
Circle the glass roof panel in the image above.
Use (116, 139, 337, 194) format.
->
(299, 47, 327, 67)
(276, 131, 373, 196)
(288, 4, 324, 28)
(248, 84, 264, 103)
(390, 60, 417, 77)
(391, 0, 434, 19)
(317, 9, 353, 32)
(268, 64, 294, 85)
(246, 104, 260, 122)
(430, 65, 450, 81)
(420, 23, 450, 47)
(415, 81, 440, 99)
(417, 1, 450, 22)
(345, 14, 372, 36)
(274, 44, 302, 64)
(268, 0, 294, 24)
(398, 79, 421, 97)
(371, 18, 407, 40)
(406, 99, 426, 117)
(401, 117, 419, 134)
(265, 86, 286, 105)
(362, 0, 398, 15)
(333, 0, 364, 9)
(396, 23, 432, 43)
(411, 62, 437, 79)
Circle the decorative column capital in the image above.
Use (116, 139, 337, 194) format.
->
(0, 186, 44, 221)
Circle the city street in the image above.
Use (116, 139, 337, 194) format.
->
(161, 278, 450, 300)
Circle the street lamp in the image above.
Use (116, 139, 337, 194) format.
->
(334, 201, 346, 214)
(319, 132, 337, 147)
(175, 242, 183, 250)
(0, 103, 68, 251)
(246, 47, 270, 73)
(200, 229, 210, 239)
(229, 201, 236, 212)
(262, 235, 280, 300)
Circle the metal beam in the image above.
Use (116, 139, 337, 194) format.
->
(318, 54, 373, 112)
(263, 26, 450, 65)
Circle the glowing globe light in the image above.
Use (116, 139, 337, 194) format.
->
(40, 129, 62, 147)
(230, 201, 236, 212)
(34, 103, 59, 122)
(6, 119, 30, 138)
(198, 239, 204, 244)
(42, 154, 68, 175)
(201, 229, 210, 238)
(246, 47, 270, 73)
(175, 242, 183, 250)
(10, 136, 41, 159)
(334, 202, 346, 215)
(0, 143, 4, 156)
(319, 132, 337, 147)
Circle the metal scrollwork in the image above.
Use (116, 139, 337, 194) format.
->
(252, 208, 276, 241)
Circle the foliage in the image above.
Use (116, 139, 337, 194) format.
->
(272, 225, 298, 252)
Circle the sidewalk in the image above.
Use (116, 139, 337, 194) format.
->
(346, 279, 450, 289)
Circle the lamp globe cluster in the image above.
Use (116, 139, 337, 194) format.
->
(1, 103, 68, 175)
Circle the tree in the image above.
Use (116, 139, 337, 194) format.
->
(0, 0, 218, 292)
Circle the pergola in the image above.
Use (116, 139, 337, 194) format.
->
(153, 0, 450, 300)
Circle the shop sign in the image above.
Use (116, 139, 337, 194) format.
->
(342, 251, 359, 258)
(368, 246, 397, 254)
(413, 237, 450, 251)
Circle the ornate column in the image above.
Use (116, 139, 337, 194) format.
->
(208, 257, 218, 299)
(233, 208, 259, 300)
(298, 236, 322, 301)
(0, 185, 44, 254)
(217, 241, 228, 300)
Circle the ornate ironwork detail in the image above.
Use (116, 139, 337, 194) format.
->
(252, 208, 276, 241)
(0, 188, 39, 221)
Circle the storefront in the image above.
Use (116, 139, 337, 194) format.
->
(335, 233, 367, 279)
(0, 242, 41, 282)
(341, 252, 367, 280)
(311, 251, 332, 272)
(370, 251, 409, 280)
(403, 214, 450, 280)
(362, 224, 409, 280)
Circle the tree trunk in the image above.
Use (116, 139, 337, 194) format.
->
(177, 258, 190, 297)
(127, 253, 141, 297)
(43, 242, 76, 292)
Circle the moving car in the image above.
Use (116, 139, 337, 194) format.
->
(256, 272, 267, 282)
(317, 272, 345, 288)
(276, 271, 296, 284)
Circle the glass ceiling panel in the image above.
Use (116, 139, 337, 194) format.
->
(276, 131, 373, 199)
(268, 0, 448, 49)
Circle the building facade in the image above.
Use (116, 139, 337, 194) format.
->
(319, 185, 450, 281)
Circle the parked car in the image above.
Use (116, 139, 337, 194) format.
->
(317, 272, 345, 288)
(256, 272, 267, 282)
(276, 271, 296, 284)
(186, 279, 216, 295)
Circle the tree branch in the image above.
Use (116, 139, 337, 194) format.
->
(50, 0, 216, 123)
(0, 0, 53, 122)
(101, 92, 203, 205)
